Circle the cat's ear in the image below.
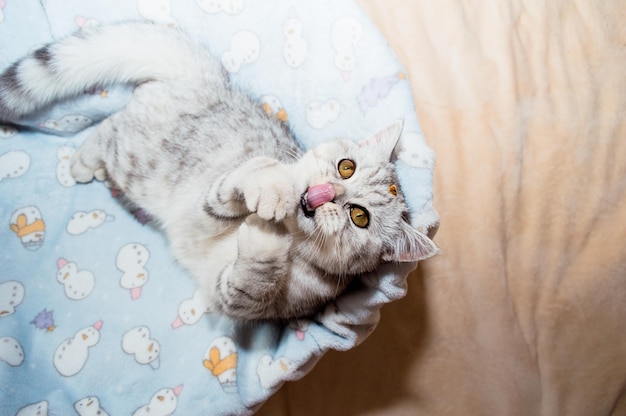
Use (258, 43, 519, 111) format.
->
(383, 220, 439, 263)
(359, 120, 404, 160)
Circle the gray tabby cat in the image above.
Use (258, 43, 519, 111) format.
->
(0, 22, 437, 320)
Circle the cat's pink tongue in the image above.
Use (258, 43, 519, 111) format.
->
(306, 183, 335, 210)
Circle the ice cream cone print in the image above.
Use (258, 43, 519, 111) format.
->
(10, 206, 45, 251)
(203, 336, 238, 394)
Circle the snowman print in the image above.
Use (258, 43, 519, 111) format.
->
(56, 145, 76, 187)
(171, 289, 208, 329)
(257, 354, 296, 390)
(0, 150, 30, 183)
(16, 401, 49, 416)
(116, 243, 150, 300)
(132, 385, 183, 416)
(56, 258, 95, 300)
(66, 209, 115, 235)
(0, 280, 25, 317)
(331, 16, 363, 80)
(0, 336, 25, 367)
(122, 326, 161, 369)
(74, 396, 109, 416)
(283, 17, 308, 68)
(53, 321, 103, 376)
(221, 31, 261, 73)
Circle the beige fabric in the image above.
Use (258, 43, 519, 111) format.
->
(259, 1, 626, 414)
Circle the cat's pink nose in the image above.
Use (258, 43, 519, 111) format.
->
(305, 183, 336, 210)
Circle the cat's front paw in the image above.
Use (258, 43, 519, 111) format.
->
(243, 166, 300, 222)
(70, 149, 107, 183)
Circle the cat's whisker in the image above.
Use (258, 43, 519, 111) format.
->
(274, 145, 301, 161)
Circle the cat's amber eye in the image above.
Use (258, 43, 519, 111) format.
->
(338, 159, 356, 179)
(350, 206, 369, 228)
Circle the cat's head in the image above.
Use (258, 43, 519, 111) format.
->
(292, 121, 438, 275)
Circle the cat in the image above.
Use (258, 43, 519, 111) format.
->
(0, 22, 438, 320)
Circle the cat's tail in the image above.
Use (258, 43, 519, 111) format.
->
(0, 22, 223, 122)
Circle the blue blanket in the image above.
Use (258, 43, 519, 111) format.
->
(0, 1, 438, 415)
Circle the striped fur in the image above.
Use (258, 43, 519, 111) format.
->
(0, 22, 437, 320)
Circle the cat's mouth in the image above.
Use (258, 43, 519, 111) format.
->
(300, 193, 316, 218)
(300, 183, 342, 218)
